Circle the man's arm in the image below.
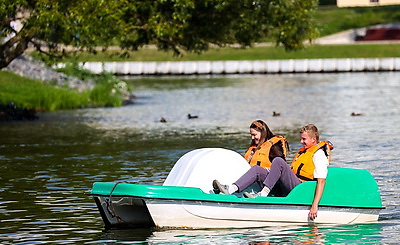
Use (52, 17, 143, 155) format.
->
(309, 178, 326, 221)
(309, 148, 329, 221)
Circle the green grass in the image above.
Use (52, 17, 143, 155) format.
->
(0, 70, 90, 111)
(316, 5, 400, 37)
(47, 43, 400, 62)
(0, 70, 126, 111)
(55, 62, 130, 107)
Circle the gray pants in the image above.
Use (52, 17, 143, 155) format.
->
(234, 157, 302, 196)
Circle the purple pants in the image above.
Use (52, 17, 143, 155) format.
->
(234, 157, 301, 196)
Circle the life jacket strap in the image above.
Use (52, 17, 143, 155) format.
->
(295, 163, 315, 181)
(296, 174, 315, 182)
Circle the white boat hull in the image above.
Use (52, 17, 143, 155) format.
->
(94, 196, 380, 229)
(145, 199, 380, 228)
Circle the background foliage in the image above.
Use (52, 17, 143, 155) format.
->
(1, 0, 319, 68)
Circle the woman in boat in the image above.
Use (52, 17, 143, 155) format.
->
(213, 119, 288, 195)
(244, 120, 289, 170)
(214, 124, 333, 221)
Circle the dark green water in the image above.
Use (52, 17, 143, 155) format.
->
(1, 72, 399, 244)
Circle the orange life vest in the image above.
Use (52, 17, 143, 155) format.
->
(290, 141, 334, 182)
(244, 136, 288, 169)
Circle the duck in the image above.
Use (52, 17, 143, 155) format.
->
(351, 112, 364, 117)
(188, 114, 199, 119)
(160, 117, 167, 123)
(272, 111, 281, 117)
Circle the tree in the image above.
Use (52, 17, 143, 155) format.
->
(0, 0, 319, 69)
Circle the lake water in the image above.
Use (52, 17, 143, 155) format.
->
(1, 72, 399, 244)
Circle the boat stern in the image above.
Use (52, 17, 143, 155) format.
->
(88, 183, 156, 229)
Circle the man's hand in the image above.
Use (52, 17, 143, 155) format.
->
(309, 204, 318, 220)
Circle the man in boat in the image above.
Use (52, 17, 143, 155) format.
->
(214, 124, 333, 221)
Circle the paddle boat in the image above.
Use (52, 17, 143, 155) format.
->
(87, 148, 383, 229)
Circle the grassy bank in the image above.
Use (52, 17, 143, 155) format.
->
(0, 70, 90, 112)
(0, 69, 127, 113)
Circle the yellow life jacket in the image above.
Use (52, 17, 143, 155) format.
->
(291, 141, 333, 182)
(244, 136, 288, 169)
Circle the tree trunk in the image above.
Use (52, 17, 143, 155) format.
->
(0, 31, 32, 69)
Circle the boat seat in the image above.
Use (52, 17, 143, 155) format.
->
(285, 167, 382, 207)
(163, 148, 251, 194)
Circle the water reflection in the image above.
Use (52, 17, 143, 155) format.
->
(96, 224, 384, 244)
(120, 75, 243, 91)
